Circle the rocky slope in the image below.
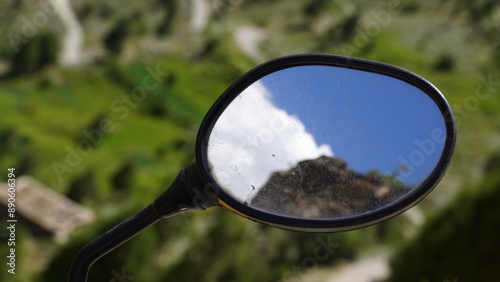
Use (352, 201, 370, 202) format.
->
(251, 156, 410, 218)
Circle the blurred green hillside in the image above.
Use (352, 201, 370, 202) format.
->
(0, 0, 499, 281)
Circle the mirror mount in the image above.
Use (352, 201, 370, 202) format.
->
(153, 163, 220, 217)
(69, 163, 218, 282)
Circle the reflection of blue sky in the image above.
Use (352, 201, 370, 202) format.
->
(208, 80, 333, 203)
(260, 66, 446, 186)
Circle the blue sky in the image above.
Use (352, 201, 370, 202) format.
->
(260, 65, 446, 186)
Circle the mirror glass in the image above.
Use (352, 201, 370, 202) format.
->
(207, 65, 446, 219)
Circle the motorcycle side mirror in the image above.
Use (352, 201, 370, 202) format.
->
(70, 54, 456, 281)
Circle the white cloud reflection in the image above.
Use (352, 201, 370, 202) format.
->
(208, 81, 334, 203)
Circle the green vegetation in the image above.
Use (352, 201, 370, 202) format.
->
(0, 0, 499, 281)
(388, 153, 500, 282)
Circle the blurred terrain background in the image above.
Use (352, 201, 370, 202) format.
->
(0, 0, 499, 281)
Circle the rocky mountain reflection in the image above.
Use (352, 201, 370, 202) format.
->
(250, 156, 412, 218)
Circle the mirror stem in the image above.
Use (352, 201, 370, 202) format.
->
(69, 163, 218, 282)
(68, 204, 160, 282)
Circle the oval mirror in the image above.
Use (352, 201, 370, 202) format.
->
(71, 54, 456, 281)
(197, 54, 455, 232)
